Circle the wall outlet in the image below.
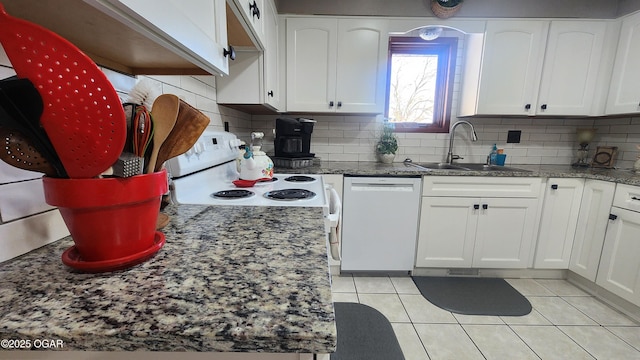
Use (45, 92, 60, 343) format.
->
(507, 130, 522, 143)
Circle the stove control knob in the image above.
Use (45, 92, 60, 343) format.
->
(195, 142, 205, 154)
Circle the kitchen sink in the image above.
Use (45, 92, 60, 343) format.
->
(407, 162, 469, 170)
(406, 162, 532, 172)
(458, 163, 533, 172)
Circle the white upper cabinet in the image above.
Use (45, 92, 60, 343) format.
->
(286, 17, 337, 112)
(460, 20, 609, 116)
(86, 0, 230, 75)
(472, 20, 548, 116)
(537, 21, 607, 116)
(228, 0, 266, 49)
(607, 11, 640, 115)
(217, 0, 281, 110)
(286, 17, 388, 113)
(263, 0, 281, 109)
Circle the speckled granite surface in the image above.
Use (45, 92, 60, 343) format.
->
(0, 205, 336, 353)
(276, 161, 640, 186)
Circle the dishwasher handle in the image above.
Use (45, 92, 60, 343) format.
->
(349, 183, 416, 192)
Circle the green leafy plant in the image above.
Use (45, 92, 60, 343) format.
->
(436, 0, 463, 7)
(376, 122, 398, 155)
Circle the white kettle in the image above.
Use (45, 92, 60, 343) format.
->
(239, 133, 274, 181)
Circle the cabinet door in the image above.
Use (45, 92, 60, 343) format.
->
(569, 180, 616, 281)
(537, 21, 606, 116)
(596, 208, 640, 305)
(473, 197, 539, 268)
(535, 178, 584, 269)
(263, 0, 280, 110)
(89, 0, 229, 75)
(607, 12, 640, 114)
(286, 18, 338, 112)
(415, 197, 477, 268)
(234, 0, 264, 44)
(476, 21, 548, 115)
(335, 19, 388, 113)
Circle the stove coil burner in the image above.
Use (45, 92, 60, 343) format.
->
(264, 189, 316, 201)
(284, 175, 316, 183)
(211, 189, 255, 199)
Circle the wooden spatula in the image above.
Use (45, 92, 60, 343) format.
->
(153, 100, 210, 173)
(147, 94, 179, 173)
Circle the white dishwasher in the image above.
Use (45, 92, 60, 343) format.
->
(341, 176, 422, 272)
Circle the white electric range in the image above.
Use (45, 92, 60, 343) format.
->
(166, 129, 327, 211)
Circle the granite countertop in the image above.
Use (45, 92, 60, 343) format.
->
(276, 161, 640, 186)
(0, 205, 336, 353)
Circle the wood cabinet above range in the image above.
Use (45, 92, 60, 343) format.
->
(0, 0, 250, 76)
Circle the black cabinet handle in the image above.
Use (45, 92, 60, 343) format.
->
(482, 204, 488, 210)
(524, 104, 531, 110)
(329, 101, 334, 107)
(268, 90, 274, 97)
(631, 196, 640, 201)
(474, 204, 480, 210)
(249, 1, 260, 19)
(551, 184, 558, 190)
(337, 101, 342, 108)
(223, 46, 236, 60)
(541, 104, 548, 110)
(609, 214, 618, 221)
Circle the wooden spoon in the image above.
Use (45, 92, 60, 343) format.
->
(147, 94, 179, 173)
(0, 126, 57, 176)
(153, 100, 210, 172)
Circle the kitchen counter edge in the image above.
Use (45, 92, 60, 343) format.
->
(276, 161, 640, 186)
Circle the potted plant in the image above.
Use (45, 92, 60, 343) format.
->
(376, 122, 398, 164)
(430, 0, 463, 19)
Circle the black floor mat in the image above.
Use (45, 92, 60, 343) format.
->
(412, 276, 532, 316)
(331, 302, 405, 360)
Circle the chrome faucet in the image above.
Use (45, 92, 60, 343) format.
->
(446, 120, 478, 164)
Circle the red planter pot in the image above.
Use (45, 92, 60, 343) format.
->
(42, 170, 168, 266)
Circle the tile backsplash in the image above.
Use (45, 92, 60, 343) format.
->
(251, 114, 640, 170)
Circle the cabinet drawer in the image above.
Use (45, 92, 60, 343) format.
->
(422, 176, 542, 198)
(613, 184, 640, 212)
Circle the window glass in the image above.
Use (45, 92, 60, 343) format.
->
(385, 36, 458, 133)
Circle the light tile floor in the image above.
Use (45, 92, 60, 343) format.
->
(331, 275, 640, 360)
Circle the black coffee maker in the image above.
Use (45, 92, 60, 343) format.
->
(274, 117, 316, 158)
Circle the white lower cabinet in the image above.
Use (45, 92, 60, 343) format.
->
(472, 197, 540, 268)
(417, 197, 477, 268)
(416, 177, 542, 269)
(569, 180, 616, 280)
(534, 178, 585, 269)
(595, 184, 640, 306)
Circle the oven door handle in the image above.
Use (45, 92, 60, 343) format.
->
(326, 186, 341, 261)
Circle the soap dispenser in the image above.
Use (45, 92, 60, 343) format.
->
(489, 144, 498, 165)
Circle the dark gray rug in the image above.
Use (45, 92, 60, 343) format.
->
(331, 302, 405, 360)
(412, 276, 532, 316)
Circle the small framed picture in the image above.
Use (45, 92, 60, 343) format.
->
(591, 146, 618, 168)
